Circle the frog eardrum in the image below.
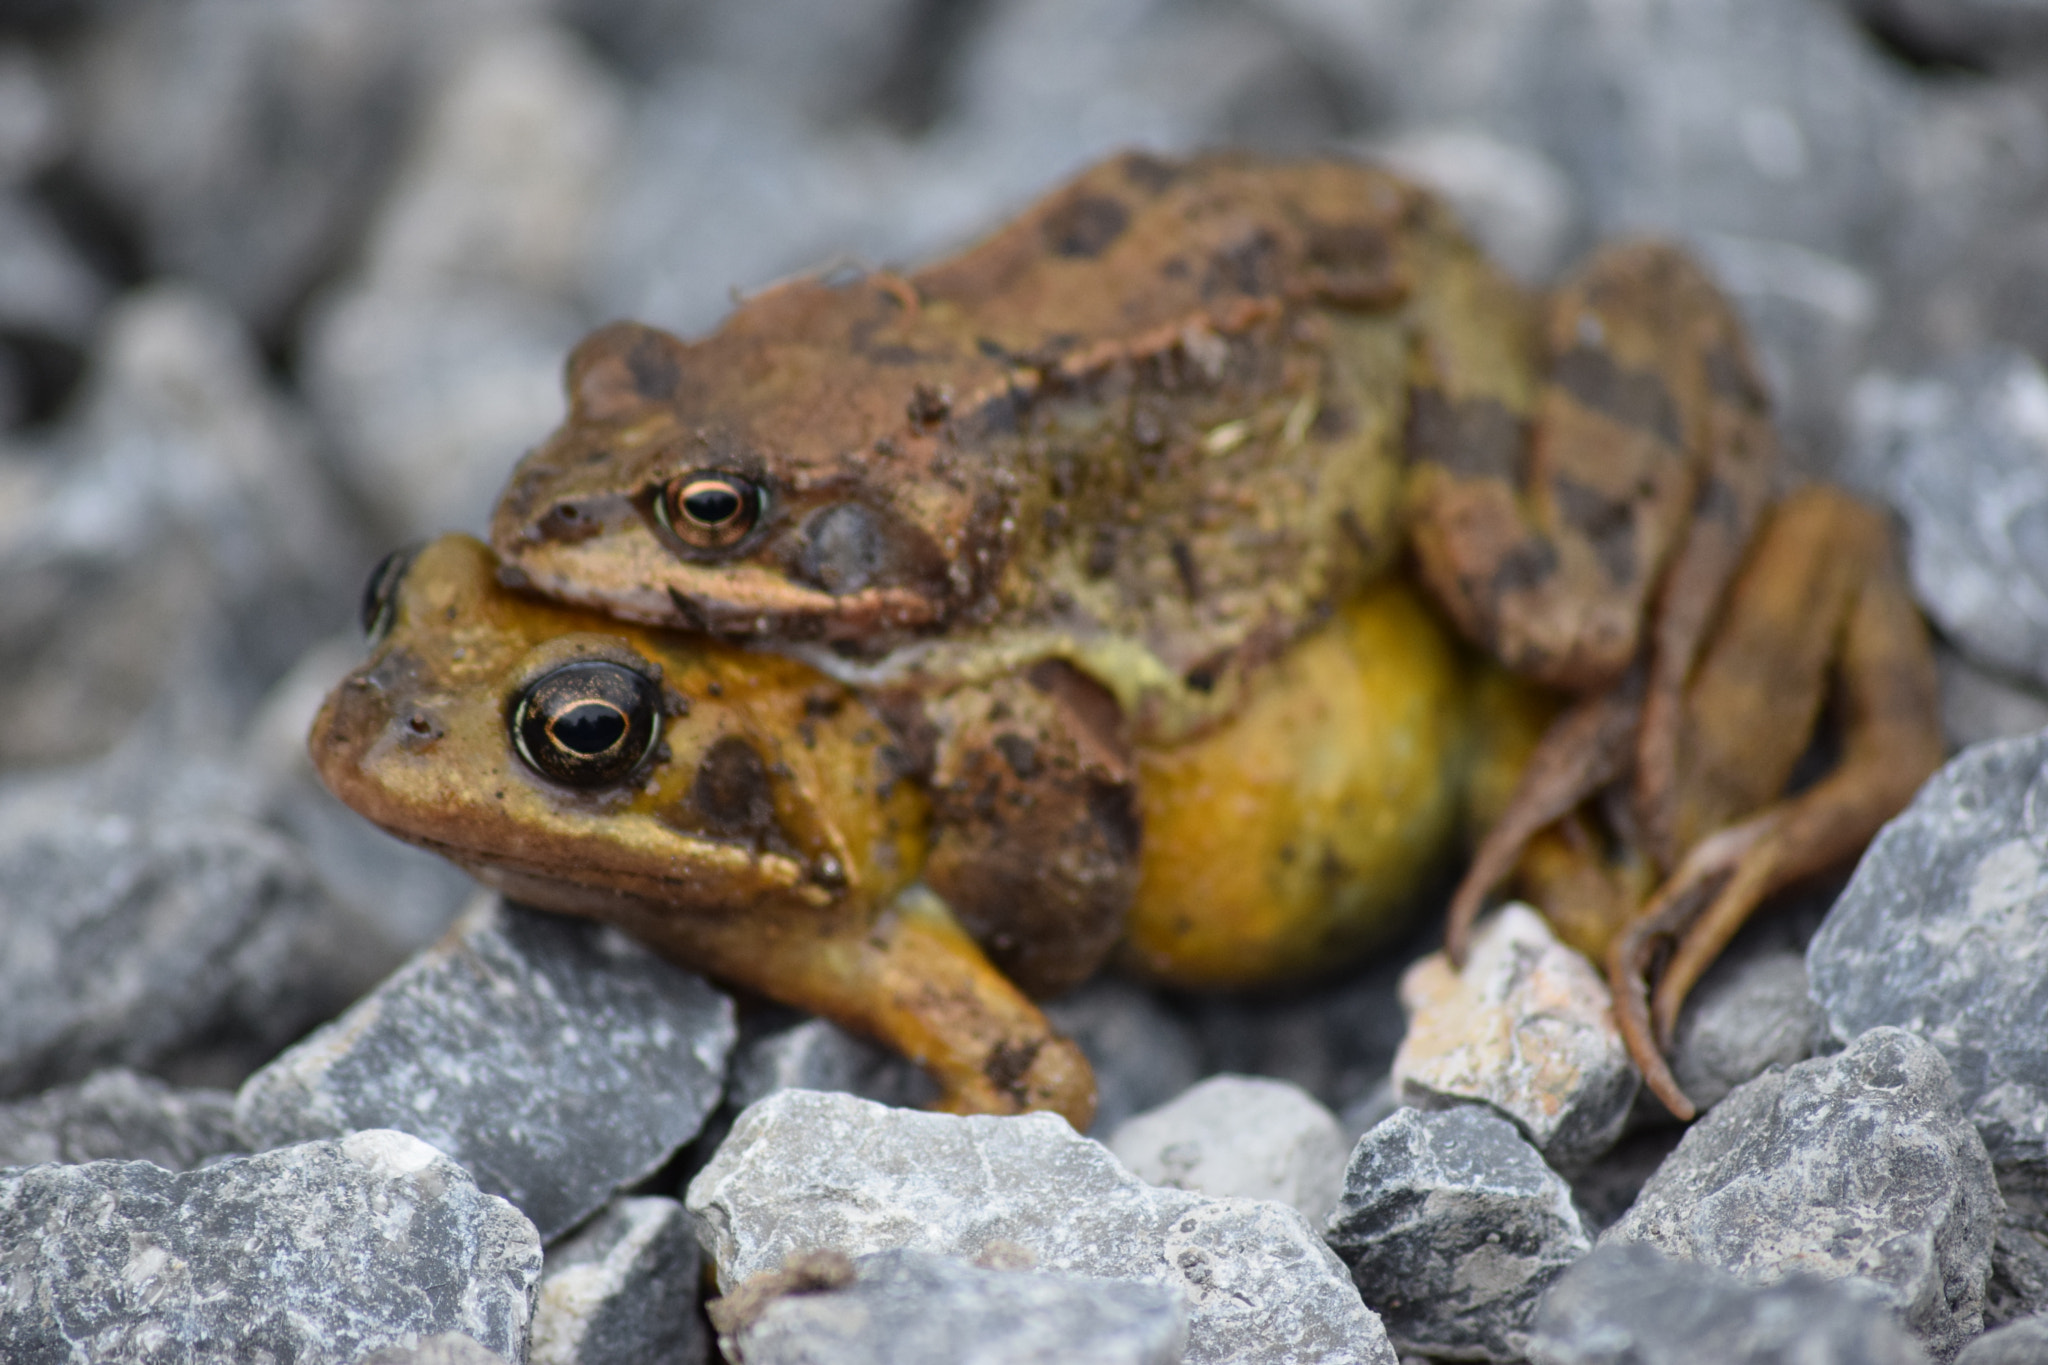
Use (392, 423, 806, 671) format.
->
(655, 471, 766, 553)
(512, 660, 663, 787)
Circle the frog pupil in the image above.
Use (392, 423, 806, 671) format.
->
(550, 700, 628, 755)
(512, 660, 661, 788)
(682, 483, 742, 525)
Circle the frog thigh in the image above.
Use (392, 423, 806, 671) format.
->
(916, 665, 1140, 999)
(1407, 241, 1772, 694)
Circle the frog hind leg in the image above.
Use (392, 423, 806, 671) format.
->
(1408, 241, 1767, 697)
(1428, 239, 1777, 962)
(1610, 487, 1942, 1118)
(916, 662, 1141, 998)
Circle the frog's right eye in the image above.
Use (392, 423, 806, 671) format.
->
(512, 660, 662, 788)
(360, 543, 424, 641)
(657, 470, 765, 552)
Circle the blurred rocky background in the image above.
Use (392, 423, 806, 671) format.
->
(4, 1, 2048, 1361)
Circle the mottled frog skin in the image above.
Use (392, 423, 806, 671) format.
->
(311, 534, 1543, 1128)
(479, 152, 1946, 1116)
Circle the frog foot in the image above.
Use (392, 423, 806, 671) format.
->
(1454, 486, 1943, 1121)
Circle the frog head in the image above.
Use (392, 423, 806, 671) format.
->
(487, 298, 1000, 650)
(309, 534, 928, 926)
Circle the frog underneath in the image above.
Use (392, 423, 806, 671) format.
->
(314, 534, 1559, 1129)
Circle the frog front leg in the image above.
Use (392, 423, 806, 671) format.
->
(907, 663, 1141, 998)
(582, 881, 1097, 1128)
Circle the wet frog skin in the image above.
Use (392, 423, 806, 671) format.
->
(311, 535, 1547, 1129)
(487, 152, 1946, 1115)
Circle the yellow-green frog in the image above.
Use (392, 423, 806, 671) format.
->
(313, 534, 1557, 1129)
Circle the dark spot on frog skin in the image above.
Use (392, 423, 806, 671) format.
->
(691, 735, 778, 839)
(1120, 152, 1180, 193)
(794, 503, 887, 596)
(1311, 402, 1355, 440)
(1703, 344, 1768, 409)
(1407, 390, 1526, 483)
(1085, 527, 1119, 578)
(993, 733, 1039, 781)
(1552, 345, 1684, 448)
(626, 331, 680, 400)
(1170, 540, 1202, 601)
(1086, 778, 1141, 860)
(983, 1037, 1044, 1105)
(1304, 221, 1403, 306)
(1491, 537, 1561, 595)
(907, 383, 952, 426)
(1203, 229, 1281, 299)
(1042, 194, 1130, 259)
(1551, 475, 1639, 585)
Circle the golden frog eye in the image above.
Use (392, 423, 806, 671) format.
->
(658, 471, 764, 551)
(512, 660, 662, 788)
(359, 542, 423, 641)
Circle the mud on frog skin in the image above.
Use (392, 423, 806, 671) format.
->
(485, 151, 1944, 1116)
(312, 534, 1548, 1129)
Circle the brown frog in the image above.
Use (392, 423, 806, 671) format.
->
(488, 152, 1944, 1116)
(311, 534, 1546, 1129)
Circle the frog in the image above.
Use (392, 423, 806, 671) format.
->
(485, 151, 1945, 1117)
(311, 533, 1555, 1129)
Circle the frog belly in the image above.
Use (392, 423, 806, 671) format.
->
(1120, 582, 1490, 988)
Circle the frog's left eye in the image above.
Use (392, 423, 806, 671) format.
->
(512, 660, 662, 788)
(360, 542, 424, 641)
(657, 470, 765, 552)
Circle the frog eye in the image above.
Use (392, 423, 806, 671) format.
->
(512, 660, 663, 788)
(657, 470, 765, 551)
(360, 542, 424, 641)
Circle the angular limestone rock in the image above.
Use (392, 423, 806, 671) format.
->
(1603, 1028, 2000, 1361)
(1108, 1075, 1349, 1223)
(531, 1196, 707, 1365)
(730, 1248, 1188, 1365)
(0, 1068, 237, 1171)
(236, 896, 735, 1241)
(1393, 905, 1637, 1171)
(1325, 1105, 1591, 1362)
(0, 1130, 541, 1363)
(1528, 1242, 1931, 1365)
(1809, 732, 2048, 1173)
(687, 1089, 1396, 1365)
(1669, 950, 1821, 1115)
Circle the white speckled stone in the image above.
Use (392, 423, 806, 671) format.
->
(1809, 732, 2048, 1173)
(1392, 905, 1638, 1172)
(1325, 1105, 1591, 1363)
(687, 1090, 1396, 1365)
(1530, 1242, 1932, 1365)
(236, 896, 735, 1242)
(1603, 1028, 2000, 1362)
(0, 1130, 541, 1363)
(532, 1196, 707, 1365)
(1108, 1075, 1349, 1223)
(734, 1248, 1188, 1365)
